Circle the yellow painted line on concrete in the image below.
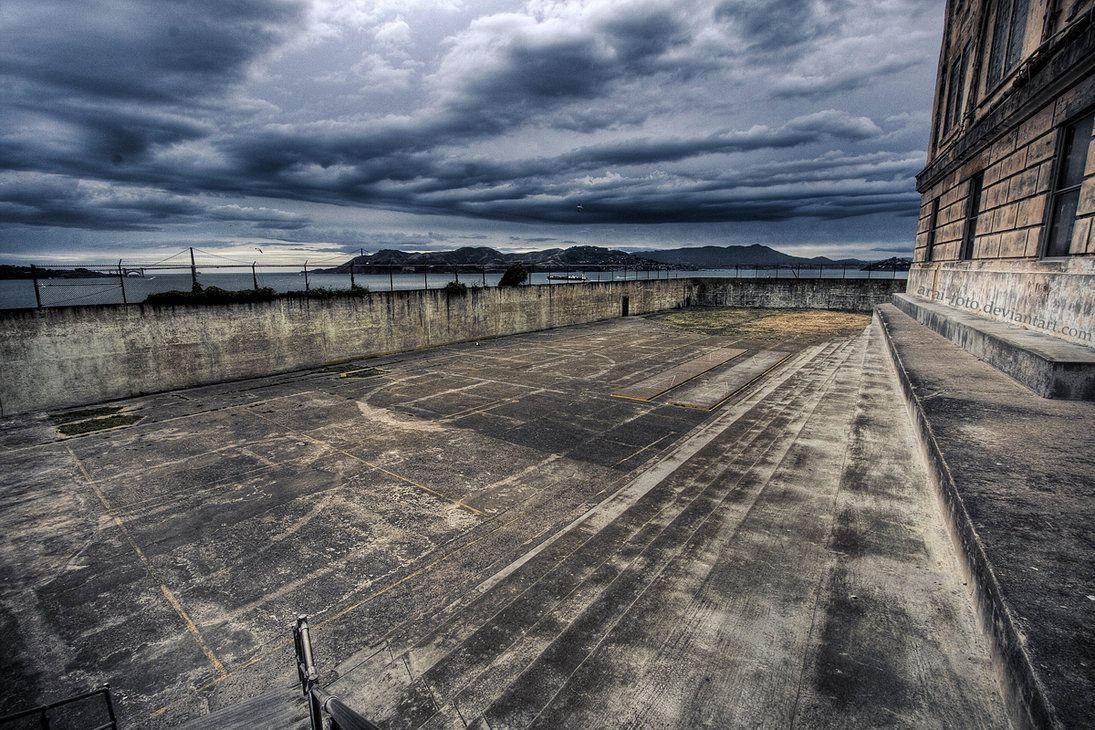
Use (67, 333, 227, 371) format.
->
(609, 393, 652, 403)
(144, 398, 699, 720)
(364, 459, 486, 517)
(65, 446, 228, 681)
(248, 409, 485, 517)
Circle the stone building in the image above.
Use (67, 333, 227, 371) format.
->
(906, 0, 1095, 353)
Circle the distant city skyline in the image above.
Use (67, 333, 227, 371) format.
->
(1, 0, 944, 263)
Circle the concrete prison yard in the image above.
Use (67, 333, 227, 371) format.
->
(1, 307, 1014, 727)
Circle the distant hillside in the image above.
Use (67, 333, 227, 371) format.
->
(860, 256, 912, 271)
(638, 244, 866, 268)
(319, 245, 664, 273)
(317, 243, 875, 273)
(0, 264, 113, 279)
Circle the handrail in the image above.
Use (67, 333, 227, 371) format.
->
(294, 615, 380, 730)
(0, 684, 118, 728)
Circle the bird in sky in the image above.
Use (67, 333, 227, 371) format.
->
(576, 203, 584, 213)
(255, 247, 264, 253)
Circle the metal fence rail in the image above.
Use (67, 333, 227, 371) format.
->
(0, 684, 118, 729)
(295, 616, 380, 730)
(1, 246, 909, 310)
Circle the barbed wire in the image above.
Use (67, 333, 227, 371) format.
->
(43, 284, 124, 306)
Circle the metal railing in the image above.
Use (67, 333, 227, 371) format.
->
(0, 684, 118, 729)
(295, 615, 379, 730)
(0, 247, 909, 310)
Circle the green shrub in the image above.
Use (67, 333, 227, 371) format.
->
(143, 284, 370, 306)
(444, 281, 468, 295)
(499, 262, 529, 287)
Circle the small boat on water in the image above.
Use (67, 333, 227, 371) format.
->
(547, 273, 588, 281)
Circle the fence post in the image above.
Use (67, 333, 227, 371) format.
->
(294, 616, 322, 730)
(189, 247, 199, 291)
(349, 263, 355, 290)
(31, 264, 42, 308)
(253, 262, 259, 290)
(389, 264, 394, 292)
(118, 260, 127, 304)
(423, 268, 428, 290)
(102, 684, 118, 728)
(481, 266, 486, 286)
(454, 266, 459, 284)
(304, 261, 310, 291)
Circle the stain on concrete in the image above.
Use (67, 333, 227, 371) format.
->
(0, 313, 1006, 728)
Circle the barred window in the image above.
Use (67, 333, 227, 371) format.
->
(987, 0, 1030, 87)
(961, 173, 983, 260)
(1044, 112, 1094, 257)
(926, 198, 941, 262)
(943, 42, 971, 135)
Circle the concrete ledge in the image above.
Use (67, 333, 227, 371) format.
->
(893, 293, 1095, 400)
(877, 303, 1095, 728)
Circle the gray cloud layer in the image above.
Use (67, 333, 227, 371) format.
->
(0, 0, 942, 254)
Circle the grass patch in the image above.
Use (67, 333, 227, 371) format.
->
(444, 281, 468, 295)
(657, 307, 870, 338)
(50, 405, 124, 425)
(56, 413, 143, 436)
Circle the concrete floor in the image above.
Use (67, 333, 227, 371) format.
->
(0, 310, 1008, 728)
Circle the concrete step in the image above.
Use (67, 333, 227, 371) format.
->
(892, 293, 1095, 399)
(327, 337, 864, 726)
(407, 339, 865, 724)
(877, 303, 1095, 727)
(519, 316, 1007, 728)
(470, 337, 867, 728)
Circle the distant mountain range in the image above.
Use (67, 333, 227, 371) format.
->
(318, 244, 903, 273)
(0, 264, 113, 279)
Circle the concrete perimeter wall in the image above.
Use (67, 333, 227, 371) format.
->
(0, 277, 904, 416)
(695, 277, 905, 311)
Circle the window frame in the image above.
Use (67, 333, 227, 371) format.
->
(943, 41, 972, 136)
(985, 0, 1030, 90)
(960, 172, 983, 261)
(925, 198, 941, 262)
(1040, 109, 1095, 258)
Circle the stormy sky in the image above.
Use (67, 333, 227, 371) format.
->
(0, 0, 943, 263)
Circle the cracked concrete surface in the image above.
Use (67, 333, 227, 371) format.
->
(0, 310, 1008, 727)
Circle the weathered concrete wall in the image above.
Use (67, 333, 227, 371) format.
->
(906, 256, 1095, 346)
(694, 278, 905, 311)
(0, 277, 904, 416)
(0, 281, 691, 416)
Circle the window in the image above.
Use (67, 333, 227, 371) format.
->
(987, 0, 1030, 87)
(1044, 111, 1094, 257)
(926, 198, 940, 261)
(943, 42, 971, 135)
(961, 173, 983, 260)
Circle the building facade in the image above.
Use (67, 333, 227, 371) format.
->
(909, 0, 1095, 346)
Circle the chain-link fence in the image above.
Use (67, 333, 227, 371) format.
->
(0, 247, 908, 310)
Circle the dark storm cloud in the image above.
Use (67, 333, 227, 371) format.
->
(0, 173, 310, 231)
(771, 55, 926, 98)
(715, 0, 852, 59)
(0, 0, 304, 103)
(0, 0, 304, 175)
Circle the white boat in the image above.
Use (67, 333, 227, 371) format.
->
(547, 273, 588, 281)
